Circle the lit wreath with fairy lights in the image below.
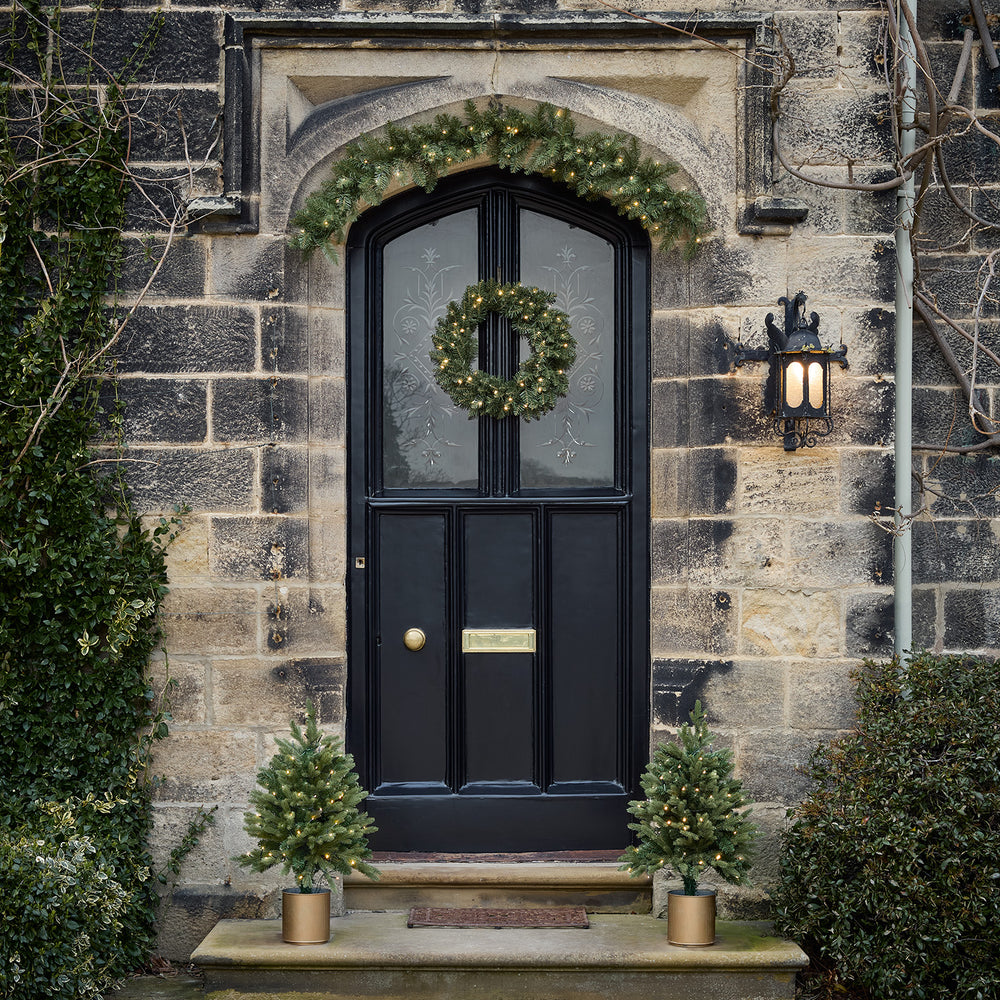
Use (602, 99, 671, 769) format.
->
(430, 280, 577, 420)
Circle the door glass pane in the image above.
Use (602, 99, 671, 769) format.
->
(382, 209, 479, 488)
(518, 210, 615, 488)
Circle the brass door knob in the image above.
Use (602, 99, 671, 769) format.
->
(403, 628, 426, 651)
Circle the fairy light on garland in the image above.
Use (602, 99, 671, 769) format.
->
(291, 100, 708, 261)
(430, 280, 576, 420)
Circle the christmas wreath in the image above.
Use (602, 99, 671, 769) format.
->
(430, 280, 576, 420)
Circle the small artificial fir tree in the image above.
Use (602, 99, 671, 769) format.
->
(236, 702, 379, 891)
(619, 701, 755, 895)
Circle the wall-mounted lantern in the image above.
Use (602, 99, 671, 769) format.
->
(728, 292, 849, 451)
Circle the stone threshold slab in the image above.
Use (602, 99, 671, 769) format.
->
(344, 861, 651, 889)
(195, 913, 804, 970)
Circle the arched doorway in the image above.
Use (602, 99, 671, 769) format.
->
(347, 168, 649, 851)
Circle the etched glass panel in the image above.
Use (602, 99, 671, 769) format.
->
(382, 210, 479, 488)
(518, 210, 615, 488)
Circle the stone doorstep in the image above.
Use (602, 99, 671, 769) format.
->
(193, 913, 807, 1000)
(343, 861, 652, 913)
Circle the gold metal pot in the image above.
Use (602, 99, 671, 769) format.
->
(666, 888, 716, 946)
(282, 888, 331, 944)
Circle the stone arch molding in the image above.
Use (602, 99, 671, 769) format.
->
(193, 12, 804, 241)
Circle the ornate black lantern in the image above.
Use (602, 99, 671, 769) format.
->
(728, 292, 849, 451)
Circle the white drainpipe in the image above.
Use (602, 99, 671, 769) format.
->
(895, 0, 916, 656)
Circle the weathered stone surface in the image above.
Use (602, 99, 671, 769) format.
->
(840, 305, 894, 377)
(777, 87, 892, 165)
(122, 447, 255, 513)
(650, 588, 737, 656)
(775, 12, 839, 79)
(211, 515, 311, 581)
(838, 11, 890, 87)
(262, 446, 309, 514)
(213, 377, 310, 444)
(735, 730, 818, 804)
(741, 589, 841, 657)
(787, 238, 896, 302)
(685, 375, 774, 448)
(922, 453, 1000, 518)
(786, 659, 858, 729)
(309, 307, 347, 377)
(696, 658, 785, 728)
(651, 658, 735, 727)
(262, 305, 310, 374)
(151, 729, 258, 801)
(160, 587, 258, 655)
(148, 656, 207, 725)
(106, 378, 207, 443)
(688, 517, 788, 589)
(162, 515, 211, 582)
(786, 519, 891, 587)
(912, 385, 982, 449)
(912, 517, 1000, 583)
(119, 235, 208, 299)
(913, 586, 940, 650)
(123, 165, 220, 231)
(309, 377, 347, 444)
(117, 304, 256, 373)
(127, 87, 222, 162)
(651, 381, 691, 449)
(943, 587, 1000, 649)
(845, 590, 895, 656)
(209, 237, 308, 302)
(840, 447, 894, 517)
(308, 517, 349, 584)
(739, 450, 839, 515)
(266, 586, 346, 654)
(213, 655, 345, 725)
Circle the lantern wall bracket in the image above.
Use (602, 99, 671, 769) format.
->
(723, 292, 849, 451)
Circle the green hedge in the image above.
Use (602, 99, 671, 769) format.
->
(773, 651, 1000, 1000)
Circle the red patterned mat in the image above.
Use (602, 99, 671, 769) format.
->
(407, 906, 590, 929)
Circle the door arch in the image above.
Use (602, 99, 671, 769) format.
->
(347, 168, 649, 851)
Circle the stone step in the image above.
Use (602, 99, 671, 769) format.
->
(343, 862, 652, 913)
(193, 913, 807, 1000)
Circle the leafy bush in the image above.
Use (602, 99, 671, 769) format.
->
(773, 651, 1000, 1000)
(0, 825, 129, 1000)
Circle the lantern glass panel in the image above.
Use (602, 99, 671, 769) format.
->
(785, 360, 805, 409)
(807, 361, 825, 409)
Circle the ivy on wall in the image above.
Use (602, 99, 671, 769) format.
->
(292, 99, 709, 259)
(0, 0, 200, 986)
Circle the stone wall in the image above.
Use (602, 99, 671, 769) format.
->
(49, 0, 992, 958)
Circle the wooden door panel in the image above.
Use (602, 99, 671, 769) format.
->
(375, 511, 449, 790)
(549, 509, 623, 788)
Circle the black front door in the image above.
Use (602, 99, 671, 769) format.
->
(347, 170, 649, 852)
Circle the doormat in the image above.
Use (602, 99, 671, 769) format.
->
(407, 906, 589, 929)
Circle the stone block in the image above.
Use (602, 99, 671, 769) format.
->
(160, 587, 258, 655)
(149, 804, 225, 884)
(309, 516, 349, 584)
(913, 315, 963, 385)
(787, 238, 896, 303)
(775, 12, 839, 79)
(116, 304, 256, 373)
(651, 313, 691, 379)
(913, 517, 1000, 584)
(213, 655, 345, 726)
(922, 452, 1000, 518)
(842, 168, 898, 239)
(913, 586, 939, 650)
(688, 517, 788, 590)
(121, 447, 255, 513)
(60, 10, 221, 86)
(650, 587, 737, 656)
(262, 446, 309, 514)
(651, 658, 735, 727)
(119, 235, 207, 299)
(739, 450, 839, 515)
(740, 589, 841, 657)
(104, 378, 207, 443)
(687, 239, 787, 310)
(651, 519, 688, 585)
(696, 658, 785, 728)
(155, 884, 280, 963)
(124, 164, 220, 232)
(151, 729, 258, 801)
(735, 730, 817, 805)
(262, 305, 310, 374)
(943, 587, 1000, 649)
(650, 247, 690, 310)
(771, 165, 844, 237)
(210, 236, 308, 302)
(126, 86, 221, 163)
(971, 187, 1000, 251)
(306, 253, 346, 310)
(266, 586, 346, 654)
(786, 519, 892, 588)
(309, 308, 347, 376)
(845, 590, 895, 656)
(307, 448, 347, 516)
(839, 11, 890, 86)
(148, 656, 207, 725)
(651, 449, 687, 518)
(163, 514, 211, 582)
(777, 86, 892, 165)
(840, 306, 894, 378)
(651, 381, 690, 449)
(786, 659, 858, 729)
(686, 375, 774, 448)
(689, 447, 738, 515)
(213, 376, 310, 444)
(914, 185, 973, 255)
(919, 254, 1000, 320)
(840, 448, 894, 518)
(830, 376, 894, 447)
(211, 515, 311, 581)
(309, 377, 347, 445)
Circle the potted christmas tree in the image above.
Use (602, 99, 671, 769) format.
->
(619, 701, 755, 946)
(235, 701, 379, 943)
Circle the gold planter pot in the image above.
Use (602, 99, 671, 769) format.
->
(666, 888, 716, 946)
(282, 888, 331, 944)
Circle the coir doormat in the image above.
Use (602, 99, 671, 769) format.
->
(407, 906, 589, 929)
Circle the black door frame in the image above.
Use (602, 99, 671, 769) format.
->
(346, 168, 650, 851)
